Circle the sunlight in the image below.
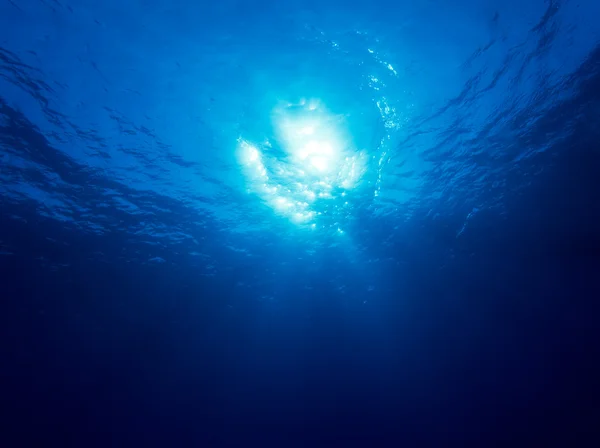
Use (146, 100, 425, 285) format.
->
(237, 99, 367, 227)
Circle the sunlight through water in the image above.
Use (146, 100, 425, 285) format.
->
(237, 99, 368, 230)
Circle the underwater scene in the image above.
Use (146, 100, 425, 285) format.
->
(1, 0, 600, 446)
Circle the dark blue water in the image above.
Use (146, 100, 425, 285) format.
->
(1, 0, 599, 446)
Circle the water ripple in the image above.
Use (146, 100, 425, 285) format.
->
(1, 0, 600, 276)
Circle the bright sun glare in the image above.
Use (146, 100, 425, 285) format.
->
(238, 99, 367, 227)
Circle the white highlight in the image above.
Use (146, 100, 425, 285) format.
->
(237, 100, 367, 226)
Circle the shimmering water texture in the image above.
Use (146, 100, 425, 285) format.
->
(1, 0, 600, 271)
(238, 99, 367, 230)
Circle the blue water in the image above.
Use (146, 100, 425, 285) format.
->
(1, 0, 600, 446)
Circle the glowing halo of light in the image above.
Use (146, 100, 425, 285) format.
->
(237, 99, 367, 228)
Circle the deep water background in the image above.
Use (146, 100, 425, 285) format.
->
(1, 0, 600, 446)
